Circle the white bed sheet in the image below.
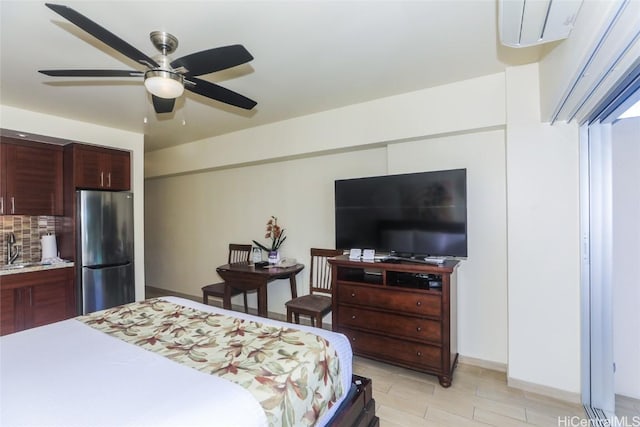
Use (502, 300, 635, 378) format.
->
(0, 296, 352, 427)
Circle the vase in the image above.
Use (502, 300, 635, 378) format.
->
(268, 250, 280, 265)
(251, 247, 262, 265)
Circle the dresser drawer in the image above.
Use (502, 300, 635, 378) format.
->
(337, 284, 441, 317)
(340, 327, 442, 371)
(338, 306, 442, 344)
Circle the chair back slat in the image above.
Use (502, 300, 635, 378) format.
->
(228, 244, 252, 264)
(309, 248, 343, 295)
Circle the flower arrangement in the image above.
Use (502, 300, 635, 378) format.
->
(253, 216, 287, 252)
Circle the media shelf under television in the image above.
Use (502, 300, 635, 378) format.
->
(330, 255, 460, 387)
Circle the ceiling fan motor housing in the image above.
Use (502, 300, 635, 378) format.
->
(150, 31, 179, 55)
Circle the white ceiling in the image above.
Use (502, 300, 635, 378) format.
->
(0, 1, 541, 152)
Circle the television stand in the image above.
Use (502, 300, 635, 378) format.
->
(330, 255, 460, 387)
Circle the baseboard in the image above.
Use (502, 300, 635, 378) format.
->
(508, 376, 582, 404)
(145, 286, 201, 303)
(458, 355, 581, 404)
(458, 355, 507, 373)
(616, 393, 640, 406)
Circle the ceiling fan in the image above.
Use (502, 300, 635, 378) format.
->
(39, 3, 257, 114)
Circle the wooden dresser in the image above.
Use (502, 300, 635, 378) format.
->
(330, 255, 459, 387)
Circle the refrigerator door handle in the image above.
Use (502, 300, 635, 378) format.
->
(84, 262, 131, 270)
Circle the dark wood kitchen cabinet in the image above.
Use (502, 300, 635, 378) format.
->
(0, 138, 63, 215)
(67, 143, 130, 190)
(0, 267, 75, 336)
(330, 255, 459, 387)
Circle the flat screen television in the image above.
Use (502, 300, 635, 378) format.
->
(335, 169, 467, 258)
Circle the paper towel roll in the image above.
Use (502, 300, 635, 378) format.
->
(41, 234, 58, 262)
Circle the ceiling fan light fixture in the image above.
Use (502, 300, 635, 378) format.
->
(144, 69, 184, 99)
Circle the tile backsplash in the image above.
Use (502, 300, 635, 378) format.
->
(1, 216, 58, 266)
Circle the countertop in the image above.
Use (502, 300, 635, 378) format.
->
(0, 261, 74, 276)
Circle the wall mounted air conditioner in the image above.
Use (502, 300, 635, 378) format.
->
(499, 0, 584, 48)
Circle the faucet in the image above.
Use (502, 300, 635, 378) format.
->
(6, 233, 20, 265)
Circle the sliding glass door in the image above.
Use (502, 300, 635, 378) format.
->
(581, 70, 640, 415)
(581, 121, 615, 414)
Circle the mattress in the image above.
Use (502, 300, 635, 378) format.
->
(0, 296, 352, 427)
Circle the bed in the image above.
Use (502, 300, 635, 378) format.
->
(0, 296, 378, 427)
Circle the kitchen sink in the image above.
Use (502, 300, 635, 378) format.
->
(1, 262, 41, 270)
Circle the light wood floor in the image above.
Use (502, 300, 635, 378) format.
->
(357, 354, 640, 426)
(146, 287, 640, 426)
(355, 356, 581, 427)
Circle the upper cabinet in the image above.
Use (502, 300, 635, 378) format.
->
(67, 144, 130, 191)
(0, 138, 131, 216)
(0, 138, 63, 216)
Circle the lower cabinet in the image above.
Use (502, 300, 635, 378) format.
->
(0, 267, 75, 336)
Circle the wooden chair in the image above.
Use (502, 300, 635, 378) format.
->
(202, 244, 252, 313)
(285, 248, 343, 328)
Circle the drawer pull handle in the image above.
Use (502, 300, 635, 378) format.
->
(351, 315, 356, 319)
(417, 351, 422, 357)
(351, 292, 356, 297)
(351, 337, 356, 342)
(416, 301, 422, 307)
(416, 326, 422, 332)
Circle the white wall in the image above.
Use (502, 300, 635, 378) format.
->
(145, 147, 388, 312)
(146, 130, 509, 363)
(145, 73, 510, 367)
(0, 105, 146, 301)
(145, 66, 586, 397)
(145, 73, 505, 178)
(387, 130, 508, 364)
(506, 64, 581, 398)
(611, 117, 640, 399)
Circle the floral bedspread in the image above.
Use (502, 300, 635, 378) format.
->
(77, 298, 343, 426)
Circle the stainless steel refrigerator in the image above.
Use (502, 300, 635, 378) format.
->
(77, 190, 134, 314)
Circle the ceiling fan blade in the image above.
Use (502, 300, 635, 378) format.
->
(39, 69, 143, 77)
(171, 45, 253, 76)
(45, 3, 159, 69)
(185, 77, 256, 110)
(152, 96, 175, 114)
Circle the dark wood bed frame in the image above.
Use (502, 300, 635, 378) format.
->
(329, 375, 379, 427)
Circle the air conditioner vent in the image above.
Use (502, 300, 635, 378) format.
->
(499, 0, 584, 48)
